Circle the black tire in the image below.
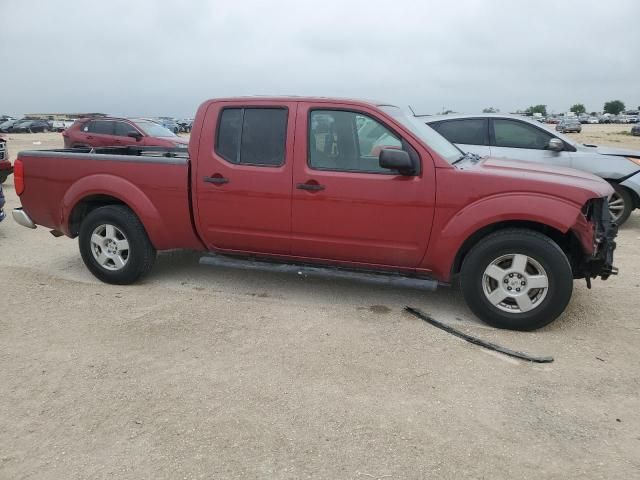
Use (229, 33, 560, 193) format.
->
(460, 229, 573, 331)
(607, 182, 634, 226)
(78, 205, 156, 284)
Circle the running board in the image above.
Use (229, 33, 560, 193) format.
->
(199, 254, 438, 291)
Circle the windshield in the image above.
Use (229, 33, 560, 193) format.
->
(379, 106, 462, 164)
(133, 120, 176, 137)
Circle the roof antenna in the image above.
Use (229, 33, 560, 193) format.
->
(407, 105, 417, 116)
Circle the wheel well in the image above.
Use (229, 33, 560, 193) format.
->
(451, 221, 584, 277)
(68, 195, 127, 236)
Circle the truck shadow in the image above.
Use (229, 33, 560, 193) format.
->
(149, 250, 492, 329)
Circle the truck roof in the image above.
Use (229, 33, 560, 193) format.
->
(204, 96, 397, 108)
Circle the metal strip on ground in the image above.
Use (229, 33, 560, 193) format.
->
(405, 306, 554, 363)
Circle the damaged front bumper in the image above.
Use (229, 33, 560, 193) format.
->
(579, 197, 618, 284)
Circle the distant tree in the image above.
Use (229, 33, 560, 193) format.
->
(525, 104, 547, 116)
(570, 103, 586, 115)
(603, 100, 625, 115)
(482, 107, 500, 113)
(589, 112, 597, 116)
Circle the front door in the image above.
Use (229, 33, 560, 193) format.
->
(194, 102, 297, 255)
(290, 104, 435, 269)
(489, 118, 572, 167)
(113, 121, 143, 147)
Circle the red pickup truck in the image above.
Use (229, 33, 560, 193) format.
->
(11, 97, 617, 330)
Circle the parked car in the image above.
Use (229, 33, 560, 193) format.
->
(152, 117, 180, 133)
(632, 124, 640, 136)
(10, 119, 52, 133)
(0, 119, 21, 132)
(63, 117, 189, 149)
(424, 113, 640, 224)
(51, 119, 76, 132)
(556, 118, 582, 133)
(12, 97, 617, 331)
(177, 118, 193, 133)
(0, 135, 11, 183)
(588, 116, 599, 124)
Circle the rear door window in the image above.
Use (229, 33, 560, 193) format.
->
(87, 120, 115, 135)
(431, 119, 487, 145)
(216, 108, 288, 166)
(492, 119, 552, 149)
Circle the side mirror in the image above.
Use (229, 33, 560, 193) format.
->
(379, 148, 415, 176)
(548, 138, 564, 152)
(128, 131, 143, 141)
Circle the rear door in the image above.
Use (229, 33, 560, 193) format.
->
(489, 118, 572, 167)
(429, 118, 490, 157)
(80, 120, 116, 147)
(290, 103, 435, 268)
(194, 102, 297, 255)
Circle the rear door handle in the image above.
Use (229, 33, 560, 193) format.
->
(296, 182, 325, 191)
(203, 175, 229, 185)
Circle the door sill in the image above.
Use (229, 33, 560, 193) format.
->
(199, 253, 439, 291)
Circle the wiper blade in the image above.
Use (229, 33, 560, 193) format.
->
(451, 154, 466, 165)
(452, 152, 480, 165)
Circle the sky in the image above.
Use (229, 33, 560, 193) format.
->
(1, 0, 639, 118)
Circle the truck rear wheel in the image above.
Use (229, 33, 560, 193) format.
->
(78, 205, 156, 285)
(460, 229, 573, 331)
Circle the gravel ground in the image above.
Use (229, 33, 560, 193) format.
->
(1, 129, 639, 479)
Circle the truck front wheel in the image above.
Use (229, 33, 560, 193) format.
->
(460, 229, 573, 331)
(78, 205, 156, 285)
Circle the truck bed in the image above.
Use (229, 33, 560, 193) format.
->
(16, 147, 203, 251)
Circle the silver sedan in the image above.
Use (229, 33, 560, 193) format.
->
(422, 113, 640, 225)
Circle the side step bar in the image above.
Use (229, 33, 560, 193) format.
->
(199, 254, 438, 291)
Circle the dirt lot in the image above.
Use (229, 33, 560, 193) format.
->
(1, 127, 639, 479)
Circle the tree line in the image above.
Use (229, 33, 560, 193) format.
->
(481, 101, 634, 117)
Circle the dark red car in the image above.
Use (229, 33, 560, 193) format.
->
(12, 97, 618, 331)
(0, 135, 11, 183)
(63, 117, 189, 149)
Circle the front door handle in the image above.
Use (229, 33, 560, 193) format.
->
(203, 175, 229, 185)
(296, 182, 325, 192)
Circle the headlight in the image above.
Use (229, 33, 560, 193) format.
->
(175, 143, 188, 148)
(626, 157, 640, 167)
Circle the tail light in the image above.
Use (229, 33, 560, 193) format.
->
(14, 159, 24, 195)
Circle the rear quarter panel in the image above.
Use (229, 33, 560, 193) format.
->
(17, 151, 203, 250)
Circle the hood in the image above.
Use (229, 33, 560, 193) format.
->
(173, 136, 189, 145)
(471, 157, 613, 202)
(592, 145, 640, 157)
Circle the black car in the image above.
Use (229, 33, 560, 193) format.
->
(10, 119, 52, 133)
(0, 119, 20, 132)
(632, 124, 640, 136)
